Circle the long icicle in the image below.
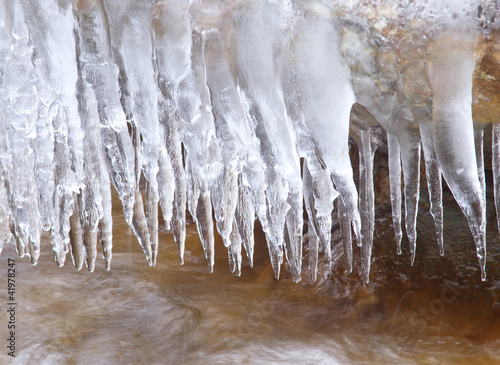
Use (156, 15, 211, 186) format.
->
(387, 133, 403, 254)
(399, 130, 421, 265)
(430, 33, 487, 281)
(493, 124, 500, 235)
(419, 117, 444, 255)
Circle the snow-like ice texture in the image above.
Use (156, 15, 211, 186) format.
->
(0, 0, 499, 282)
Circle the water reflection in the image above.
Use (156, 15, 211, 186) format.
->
(1, 194, 500, 365)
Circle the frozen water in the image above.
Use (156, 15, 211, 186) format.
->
(0, 0, 499, 282)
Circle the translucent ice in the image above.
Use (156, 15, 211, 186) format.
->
(0, 0, 498, 283)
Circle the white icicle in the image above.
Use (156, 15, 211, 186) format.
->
(165, 114, 187, 265)
(177, 28, 220, 272)
(69, 194, 85, 270)
(98, 151, 113, 271)
(430, 33, 487, 281)
(103, 0, 161, 198)
(228, 221, 242, 277)
(83, 220, 98, 273)
(302, 159, 336, 280)
(0, 1, 41, 261)
(235, 175, 256, 268)
(283, 6, 360, 243)
(156, 145, 175, 231)
(75, 0, 135, 223)
(231, 2, 302, 279)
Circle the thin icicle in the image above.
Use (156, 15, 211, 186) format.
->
(398, 129, 421, 265)
(235, 175, 255, 268)
(387, 133, 403, 254)
(493, 124, 500, 235)
(131, 190, 153, 266)
(302, 159, 336, 280)
(474, 127, 486, 203)
(146, 179, 159, 266)
(420, 117, 444, 255)
(69, 194, 85, 270)
(337, 198, 353, 274)
(307, 222, 319, 283)
(186, 168, 215, 273)
(98, 153, 113, 271)
(228, 221, 242, 276)
(351, 127, 376, 283)
(284, 192, 303, 283)
(166, 115, 186, 265)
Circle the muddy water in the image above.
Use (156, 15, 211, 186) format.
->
(1, 191, 500, 365)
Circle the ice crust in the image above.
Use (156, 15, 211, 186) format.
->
(0, 0, 499, 282)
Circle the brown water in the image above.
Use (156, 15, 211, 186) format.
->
(1, 192, 500, 365)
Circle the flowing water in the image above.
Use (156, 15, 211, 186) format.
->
(1, 189, 500, 365)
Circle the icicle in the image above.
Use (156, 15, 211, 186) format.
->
(337, 198, 353, 274)
(474, 127, 487, 203)
(430, 33, 487, 281)
(230, 2, 301, 279)
(349, 120, 377, 282)
(156, 145, 175, 231)
(359, 128, 376, 282)
(282, 7, 361, 243)
(302, 159, 336, 281)
(146, 179, 159, 266)
(0, 1, 41, 261)
(176, 29, 220, 273)
(0, 173, 11, 256)
(493, 124, 500, 235)
(387, 133, 403, 254)
(153, 0, 191, 264)
(228, 221, 242, 276)
(284, 192, 303, 283)
(307, 226, 319, 283)
(51, 193, 67, 268)
(420, 117, 444, 255)
(75, 0, 135, 223)
(98, 152, 113, 271)
(165, 116, 186, 265)
(103, 0, 160, 199)
(204, 30, 246, 248)
(69, 194, 85, 270)
(186, 166, 215, 273)
(83, 224, 97, 273)
(131, 190, 153, 266)
(235, 175, 255, 268)
(398, 128, 421, 265)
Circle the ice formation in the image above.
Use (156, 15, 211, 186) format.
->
(0, 0, 499, 282)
